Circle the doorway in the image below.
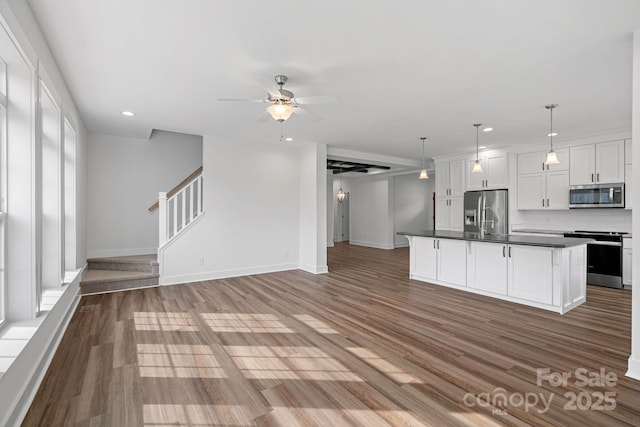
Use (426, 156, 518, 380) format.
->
(336, 192, 350, 242)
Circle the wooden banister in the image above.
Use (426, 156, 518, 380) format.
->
(148, 166, 203, 212)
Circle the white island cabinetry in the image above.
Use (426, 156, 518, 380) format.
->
(405, 234, 588, 314)
(411, 237, 466, 286)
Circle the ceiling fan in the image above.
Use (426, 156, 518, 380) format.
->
(219, 75, 338, 122)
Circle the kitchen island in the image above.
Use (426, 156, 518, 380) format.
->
(398, 231, 593, 314)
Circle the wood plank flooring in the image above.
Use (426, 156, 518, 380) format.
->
(22, 242, 640, 426)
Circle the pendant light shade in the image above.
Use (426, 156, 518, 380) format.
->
(267, 102, 295, 122)
(419, 137, 429, 180)
(472, 123, 483, 173)
(545, 104, 560, 165)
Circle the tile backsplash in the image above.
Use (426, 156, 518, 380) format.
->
(511, 209, 632, 233)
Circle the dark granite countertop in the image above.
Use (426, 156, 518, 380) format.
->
(397, 230, 593, 248)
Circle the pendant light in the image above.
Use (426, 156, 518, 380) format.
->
(419, 137, 429, 180)
(337, 167, 346, 203)
(472, 123, 483, 173)
(545, 104, 560, 165)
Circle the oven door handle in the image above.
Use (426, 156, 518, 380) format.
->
(588, 241, 622, 247)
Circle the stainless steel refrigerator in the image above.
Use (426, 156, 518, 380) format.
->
(463, 189, 508, 235)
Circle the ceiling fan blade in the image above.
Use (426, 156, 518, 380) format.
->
(257, 111, 271, 122)
(291, 95, 339, 105)
(293, 106, 321, 121)
(218, 98, 269, 103)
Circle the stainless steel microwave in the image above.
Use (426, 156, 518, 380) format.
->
(569, 183, 624, 208)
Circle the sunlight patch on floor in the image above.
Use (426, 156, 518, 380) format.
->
(200, 313, 294, 334)
(224, 345, 363, 382)
(134, 312, 198, 332)
(346, 347, 422, 384)
(137, 344, 226, 378)
(292, 314, 339, 334)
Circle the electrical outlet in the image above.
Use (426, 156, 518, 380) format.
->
(198, 257, 204, 265)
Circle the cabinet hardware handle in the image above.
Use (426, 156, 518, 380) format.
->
(542, 199, 545, 207)
(597, 172, 600, 182)
(546, 163, 549, 170)
(437, 240, 440, 250)
(433, 240, 436, 249)
(591, 173, 594, 182)
(542, 162, 544, 171)
(508, 247, 512, 257)
(503, 246, 506, 257)
(547, 198, 549, 207)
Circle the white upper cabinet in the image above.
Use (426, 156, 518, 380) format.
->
(569, 140, 625, 185)
(517, 149, 569, 210)
(435, 159, 465, 231)
(435, 161, 450, 197)
(517, 148, 569, 174)
(465, 151, 508, 191)
(436, 159, 464, 197)
(449, 159, 465, 196)
(625, 139, 632, 165)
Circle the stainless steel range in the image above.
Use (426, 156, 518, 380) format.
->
(563, 230, 627, 289)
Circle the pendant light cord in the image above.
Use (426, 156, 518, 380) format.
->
(549, 106, 554, 150)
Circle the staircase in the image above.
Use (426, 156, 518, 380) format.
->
(80, 255, 159, 294)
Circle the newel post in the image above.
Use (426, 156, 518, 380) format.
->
(158, 192, 168, 246)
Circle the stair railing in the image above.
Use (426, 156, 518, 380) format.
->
(155, 167, 204, 247)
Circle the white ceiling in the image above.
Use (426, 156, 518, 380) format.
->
(27, 0, 640, 161)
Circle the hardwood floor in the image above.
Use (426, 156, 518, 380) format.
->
(22, 242, 640, 426)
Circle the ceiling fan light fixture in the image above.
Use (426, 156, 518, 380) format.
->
(267, 102, 295, 122)
(337, 187, 346, 202)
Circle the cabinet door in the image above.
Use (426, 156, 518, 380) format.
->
(414, 237, 437, 280)
(437, 239, 467, 286)
(508, 245, 554, 304)
(626, 164, 632, 210)
(466, 158, 485, 190)
(518, 151, 546, 175)
(517, 173, 545, 210)
(435, 196, 450, 230)
(449, 160, 465, 196)
(435, 162, 450, 197)
(485, 153, 508, 188)
(570, 144, 596, 185)
(596, 140, 625, 184)
(546, 170, 569, 210)
(449, 196, 464, 231)
(625, 139, 632, 165)
(470, 242, 508, 294)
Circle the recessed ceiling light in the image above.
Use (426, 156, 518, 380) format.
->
(284, 137, 293, 142)
(547, 132, 558, 137)
(121, 111, 135, 117)
(483, 127, 493, 132)
(479, 146, 486, 149)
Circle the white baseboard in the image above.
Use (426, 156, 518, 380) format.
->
(299, 263, 329, 274)
(160, 262, 300, 286)
(327, 242, 334, 247)
(0, 275, 81, 427)
(349, 240, 395, 250)
(394, 241, 409, 248)
(87, 247, 157, 259)
(627, 355, 640, 380)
